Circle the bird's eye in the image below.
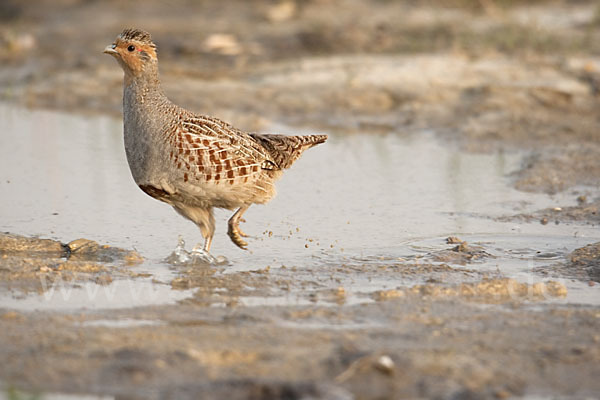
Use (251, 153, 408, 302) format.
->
(127, 45, 135, 52)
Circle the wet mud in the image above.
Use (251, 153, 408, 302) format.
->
(1, 231, 599, 399)
(0, 233, 143, 292)
(499, 197, 600, 226)
(1, 0, 600, 398)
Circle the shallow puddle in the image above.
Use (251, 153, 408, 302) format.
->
(0, 103, 598, 310)
(402, 233, 600, 305)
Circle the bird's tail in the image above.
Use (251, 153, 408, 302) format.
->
(301, 134, 328, 147)
(250, 133, 328, 169)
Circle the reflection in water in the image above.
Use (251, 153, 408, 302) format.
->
(0, 275, 195, 311)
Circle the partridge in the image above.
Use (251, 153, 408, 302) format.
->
(103, 28, 326, 258)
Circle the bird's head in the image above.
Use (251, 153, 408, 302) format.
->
(104, 28, 158, 79)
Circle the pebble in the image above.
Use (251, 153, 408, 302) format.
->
(124, 251, 144, 265)
(374, 355, 395, 374)
(67, 238, 99, 254)
(446, 236, 463, 244)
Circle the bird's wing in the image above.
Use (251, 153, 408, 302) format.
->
(167, 116, 278, 186)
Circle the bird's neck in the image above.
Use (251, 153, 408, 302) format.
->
(122, 66, 181, 140)
(124, 68, 166, 106)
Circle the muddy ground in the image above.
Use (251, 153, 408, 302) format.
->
(1, 0, 600, 399)
(1, 232, 598, 400)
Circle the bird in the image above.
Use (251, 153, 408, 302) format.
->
(103, 28, 327, 261)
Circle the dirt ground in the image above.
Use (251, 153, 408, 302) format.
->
(1, 0, 600, 399)
(1, 232, 598, 400)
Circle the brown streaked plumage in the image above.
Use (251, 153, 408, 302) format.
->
(104, 28, 327, 259)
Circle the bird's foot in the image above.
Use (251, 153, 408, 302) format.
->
(230, 218, 248, 237)
(227, 222, 248, 250)
(237, 227, 248, 238)
(165, 237, 227, 266)
(190, 246, 229, 265)
(190, 245, 218, 264)
(190, 244, 228, 265)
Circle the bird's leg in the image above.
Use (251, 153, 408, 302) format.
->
(228, 206, 250, 250)
(203, 235, 213, 252)
(191, 208, 217, 263)
(232, 209, 248, 237)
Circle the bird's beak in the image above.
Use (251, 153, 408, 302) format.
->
(103, 44, 118, 55)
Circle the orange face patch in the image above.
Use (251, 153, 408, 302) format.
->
(112, 39, 157, 76)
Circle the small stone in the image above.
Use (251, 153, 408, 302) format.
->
(67, 238, 99, 254)
(374, 355, 394, 374)
(540, 217, 548, 225)
(446, 236, 463, 244)
(124, 251, 144, 265)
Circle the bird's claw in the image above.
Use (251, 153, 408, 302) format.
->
(233, 218, 248, 237)
(228, 223, 248, 250)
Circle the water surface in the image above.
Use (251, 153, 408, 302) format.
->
(0, 104, 598, 307)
